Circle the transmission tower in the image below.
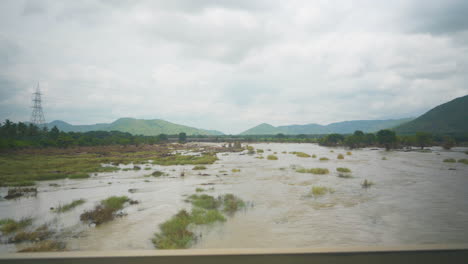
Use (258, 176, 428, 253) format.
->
(30, 83, 46, 126)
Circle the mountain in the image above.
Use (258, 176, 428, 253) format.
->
(47, 118, 224, 136)
(395, 95, 468, 135)
(240, 118, 413, 135)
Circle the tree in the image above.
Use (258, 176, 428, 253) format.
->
(415, 132, 432, 149)
(178, 132, 187, 143)
(49, 126, 60, 140)
(442, 136, 455, 150)
(376, 129, 397, 151)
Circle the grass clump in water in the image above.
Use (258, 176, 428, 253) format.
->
(310, 186, 335, 197)
(267, 155, 278, 160)
(152, 210, 194, 249)
(361, 179, 374, 188)
(18, 240, 65, 252)
(255, 156, 264, 159)
(347, 152, 352, 155)
(54, 199, 86, 213)
(294, 152, 311, 158)
(337, 154, 344, 159)
(319, 157, 329, 161)
(220, 194, 245, 213)
(458, 159, 468, 165)
(232, 168, 241, 173)
(296, 168, 329, 175)
(186, 194, 221, 210)
(0, 218, 33, 234)
(195, 188, 205, 192)
(192, 165, 207, 170)
(151, 170, 164, 177)
(190, 208, 226, 225)
(338, 173, 352, 178)
(12, 225, 52, 243)
(336, 167, 351, 173)
(257, 149, 264, 153)
(443, 158, 456, 163)
(312, 154, 317, 158)
(80, 196, 130, 225)
(382, 157, 387, 160)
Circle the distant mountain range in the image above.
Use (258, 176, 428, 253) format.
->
(240, 118, 414, 135)
(395, 95, 468, 135)
(47, 118, 224, 136)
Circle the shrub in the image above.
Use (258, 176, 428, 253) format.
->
(296, 168, 329, 175)
(337, 154, 344, 159)
(267, 155, 278, 160)
(192, 165, 207, 170)
(319, 157, 329, 161)
(336, 167, 351, 173)
(443, 158, 456, 163)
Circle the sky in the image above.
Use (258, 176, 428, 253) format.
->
(1, 0, 467, 134)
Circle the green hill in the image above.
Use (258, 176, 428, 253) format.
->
(240, 118, 412, 135)
(395, 95, 468, 135)
(47, 118, 224, 136)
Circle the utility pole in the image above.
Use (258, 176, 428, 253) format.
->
(30, 83, 46, 126)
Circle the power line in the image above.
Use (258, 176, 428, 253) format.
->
(30, 83, 46, 126)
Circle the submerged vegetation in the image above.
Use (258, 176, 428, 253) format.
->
(443, 158, 456, 163)
(296, 168, 330, 175)
(337, 154, 344, 159)
(80, 196, 131, 225)
(154, 193, 246, 249)
(458, 159, 468, 165)
(18, 240, 65, 252)
(267, 155, 278, 160)
(0, 218, 33, 234)
(361, 179, 375, 188)
(192, 165, 207, 170)
(54, 199, 86, 213)
(292, 152, 311, 158)
(319, 157, 329, 161)
(336, 167, 351, 173)
(309, 186, 335, 197)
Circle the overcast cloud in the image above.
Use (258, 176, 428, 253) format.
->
(1, 0, 467, 134)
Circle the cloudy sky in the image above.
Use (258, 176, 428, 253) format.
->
(1, 0, 467, 134)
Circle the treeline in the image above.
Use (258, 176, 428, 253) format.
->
(318, 130, 463, 150)
(0, 120, 168, 150)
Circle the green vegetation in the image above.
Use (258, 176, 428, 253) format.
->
(192, 165, 207, 170)
(195, 188, 205, 192)
(257, 149, 264, 153)
(338, 173, 352, 178)
(12, 225, 52, 243)
(347, 152, 352, 155)
(54, 199, 86, 213)
(18, 240, 65, 252)
(312, 154, 317, 158)
(361, 179, 374, 188)
(310, 186, 335, 197)
(395, 95, 468, 135)
(296, 168, 329, 175)
(382, 157, 387, 160)
(267, 155, 278, 160)
(443, 158, 456, 163)
(68, 173, 90, 179)
(220, 194, 246, 213)
(151, 170, 164, 177)
(80, 196, 130, 225)
(319, 157, 329, 161)
(293, 152, 311, 158)
(336, 167, 351, 173)
(255, 156, 264, 159)
(190, 208, 226, 225)
(0, 218, 33, 234)
(152, 210, 195, 249)
(458, 159, 468, 165)
(337, 154, 344, 159)
(377, 129, 397, 151)
(232, 168, 241, 173)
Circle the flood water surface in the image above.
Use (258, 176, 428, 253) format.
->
(1, 143, 468, 252)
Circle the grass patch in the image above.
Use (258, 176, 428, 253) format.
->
(190, 208, 226, 225)
(347, 152, 352, 155)
(1, 181, 36, 187)
(152, 210, 195, 249)
(338, 173, 352, 178)
(361, 179, 374, 188)
(54, 199, 86, 213)
(310, 186, 335, 197)
(192, 165, 207, 170)
(443, 158, 456, 163)
(12, 225, 52, 243)
(195, 188, 205, 192)
(255, 156, 264, 159)
(151, 170, 165, 177)
(220, 194, 246, 213)
(18, 240, 65, 252)
(267, 155, 278, 160)
(186, 194, 220, 210)
(336, 167, 351, 173)
(458, 159, 468, 165)
(80, 196, 130, 225)
(296, 168, 329, 175)
(294, 152, 311, 158)
(382, 157, 387, 160)
(232, 168, 241, 173)
(319, 157, 329, 161)
(312, 154, 317, 158)
(0, 218, 33, 234)
(257, 149, 264, 153)
(337, 154, 344, 159)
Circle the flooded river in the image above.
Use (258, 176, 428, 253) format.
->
(1, 143, 468, 252)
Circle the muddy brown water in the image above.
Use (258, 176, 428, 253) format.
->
(1, 143, 467, 252)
